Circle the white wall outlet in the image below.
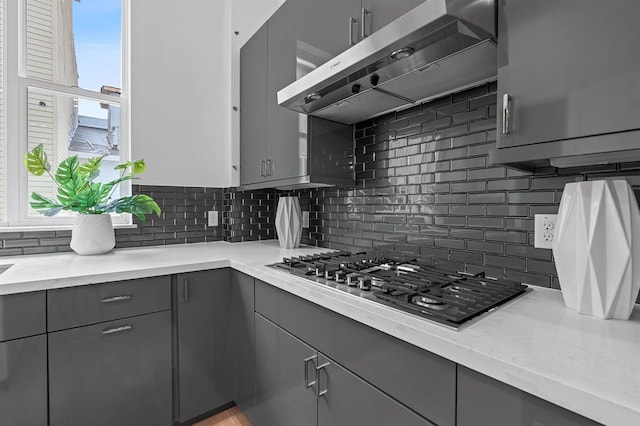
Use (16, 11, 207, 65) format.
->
(534, 214, 558, 249)
(302, 211, 310, 228)
(207, 210, 219, 227)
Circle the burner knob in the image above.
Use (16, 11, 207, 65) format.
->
(335, 270, 347, 283)
(358, 276, 372, 291)
(315, 264, 326, 277)
(325, 268, 337, 280)
(347, 274, 360, 287)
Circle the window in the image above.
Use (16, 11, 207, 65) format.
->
(2, 0, 129, 227)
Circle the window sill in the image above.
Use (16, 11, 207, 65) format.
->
(0, 224, 138, 233)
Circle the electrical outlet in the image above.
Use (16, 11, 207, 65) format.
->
(207, 211, 219, 227)
(534, 214, 558, 249)
(302, 211, 310, 228)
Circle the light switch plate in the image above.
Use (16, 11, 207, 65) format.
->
(302, 211, 309, 228)
(207, 211, 219, 227)
(534, 214, 557, 249)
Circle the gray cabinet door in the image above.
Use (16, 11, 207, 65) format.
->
(317, 353, 434, 426)
(253, 313, 317, 426)
(230, 271, 255, 414)
(240, 22, 268, 185)
(457, 366, 602, 426)
(266, 0, 307, 182)
(49, 311, 172, 426)
(361, 0, 424, 36)
(0, 291, 45, 342)
(176, 269, 232, 422)
(497, 0, 640, 148)
(297, 0, 361, 71)
(0, 335, 47, 426)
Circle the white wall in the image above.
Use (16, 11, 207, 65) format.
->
(229, 0, 286, 186)
(131, 0, 232, 188)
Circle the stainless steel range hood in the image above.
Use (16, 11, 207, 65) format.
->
(277, 0, 496, 124)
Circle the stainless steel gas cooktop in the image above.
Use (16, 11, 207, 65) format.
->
(269, 251, 528, 329)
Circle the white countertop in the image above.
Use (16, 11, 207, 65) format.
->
(1, 241, 638, 425)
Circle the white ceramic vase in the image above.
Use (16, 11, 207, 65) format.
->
(275, 196, 302, 249)
(553, 180, 640, 319)
(70, 214, 116, 255)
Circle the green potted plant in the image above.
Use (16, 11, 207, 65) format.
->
(23, 144, 161, 255)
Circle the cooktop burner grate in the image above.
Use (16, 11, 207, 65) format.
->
(270, 251, 528, 329)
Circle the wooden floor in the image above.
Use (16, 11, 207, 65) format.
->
(194, 406, 251, 426)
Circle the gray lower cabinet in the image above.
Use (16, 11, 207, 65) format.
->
(457, 366, 602, 426)
(255, 279, 455, 426)
(317, 352, 433, 426)
(176, 269, 232, 423)
(48, 311, 173, 426)
(0, 291, 46, 341)
(0, 334, 48, 426)
(230, 271, 256, 414)
(253, 313, 317, 426)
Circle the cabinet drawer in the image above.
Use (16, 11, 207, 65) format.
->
(48, 310, 172, 426)
(255, 280, 455, 426)
(48, 275, 171, 331)
(0, 291, 46, 342)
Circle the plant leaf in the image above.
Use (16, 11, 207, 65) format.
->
(78, 155, 104, 181)
(55, 156, 80, 185)
(29, 192, 64, 216)
(114, 161, 132, 171)
(133, 159, 146, 174)
(102, 194, 161, 221)
(23, 144, 51, 176)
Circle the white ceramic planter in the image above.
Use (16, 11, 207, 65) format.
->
(70, 214, 116, 255)
(275, 196, 302, 249)
(553, 180, 640, 319)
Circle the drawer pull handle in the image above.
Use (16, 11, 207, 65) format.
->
(101, 295, 132, 303)
(316, 361, 330, 397)
(304, 355, 317, 388)
(184, 279, 189, 303)
(102, 325, 133, 335)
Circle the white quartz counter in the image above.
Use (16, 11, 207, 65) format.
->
(0, 241, 638, 425)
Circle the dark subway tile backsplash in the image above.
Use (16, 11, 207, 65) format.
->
(289, 82, 640, 296)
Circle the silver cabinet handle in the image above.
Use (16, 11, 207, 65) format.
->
(316, 361, 330, 397)
(101, 295, 132, 303)
(266, 159, 272, 176)
(361, 8, 371, 39)
(183, 279, 189, 303)
(260, 159, 266, 177)
(304, 355, 317, 388)
(502, 93, 511, 134)
(102, 325, 132, 335)
(349, 17, 358, 46)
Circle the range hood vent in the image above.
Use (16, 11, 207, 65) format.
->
(278, 0, 496, 125)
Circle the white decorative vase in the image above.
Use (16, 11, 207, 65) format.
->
(70, 214, 116, 255)
(275, 196, 302, 249)
(553, 180, 640, 319)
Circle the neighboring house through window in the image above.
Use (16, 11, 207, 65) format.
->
(1, 0, 128, 227)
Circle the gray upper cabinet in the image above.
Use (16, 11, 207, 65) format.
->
(491, 0, 640, 170)
(297, 0, 361, 70)
(457, 366, 602, 426)
(176, 269, 232, 423)
(239, 0, 354, 190)
(360, 0, 425, 36)
(266, 0, 304, 182)
(240, 23, 268, 186)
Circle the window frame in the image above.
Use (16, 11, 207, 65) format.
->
(1, 0, 131, 228)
